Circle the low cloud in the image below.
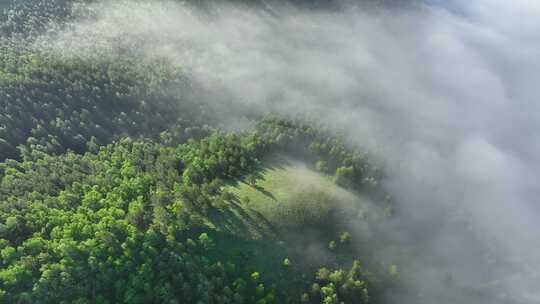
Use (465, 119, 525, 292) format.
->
(35, 0, 540, 302)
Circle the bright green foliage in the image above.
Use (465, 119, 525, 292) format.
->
(0, 124, 382, 303)
(0, 138, 278, 303)
(339, 231, 351, 244)
(328, 241, 337, 250)
(0, 2, 388, 302)
(306, 261, 370, 304)
(283, 258, 291, 267)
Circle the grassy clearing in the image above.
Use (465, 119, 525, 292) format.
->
(205, 155, 373, 274)
(221, 155, 369, 239)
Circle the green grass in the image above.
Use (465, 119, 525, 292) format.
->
(220, 155, 370, 239)
(203, 155, 377, 278)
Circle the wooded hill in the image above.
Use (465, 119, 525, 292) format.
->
(0, 1, 513, 304)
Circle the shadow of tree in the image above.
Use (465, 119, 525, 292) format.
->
(253, 184, 277, 200)
(222, 155, 290, 188)
(207, 155, 299, 238)
(207, 208, 250, 237)
(207, 193, 278, 239)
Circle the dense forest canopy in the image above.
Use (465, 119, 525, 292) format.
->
(0, 3, 392, 301)
(0, 113, 391, 303)
(0, 0, 537, 304)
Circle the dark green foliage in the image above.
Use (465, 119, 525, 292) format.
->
(0, 49, 211, 161)
(0, 0, 73, 39)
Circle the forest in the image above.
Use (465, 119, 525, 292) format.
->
(0, 0, 534, 303)
(0, 2, 392, 303)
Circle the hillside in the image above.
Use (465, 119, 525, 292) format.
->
(0, 0, 527, 304)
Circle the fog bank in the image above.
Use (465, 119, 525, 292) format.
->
(36, 0, 540, 302)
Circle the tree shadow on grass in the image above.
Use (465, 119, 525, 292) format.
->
(207, 194, 278, 239)
(207, 207, 250, 236)
(253, 184, 277, 200)
(223, 154, 290, 188)
(231, 196, 278, 236)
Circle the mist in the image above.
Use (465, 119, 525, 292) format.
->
(33, 0, 540, 302)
